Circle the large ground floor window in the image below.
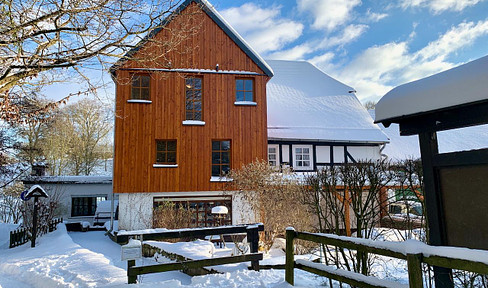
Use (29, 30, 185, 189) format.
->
(154, 196, 232, 228)
(71, 196, 107, 217)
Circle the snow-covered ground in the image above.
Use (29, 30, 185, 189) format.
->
(3, 223, 486, 287)
(0, 224, 329, 287)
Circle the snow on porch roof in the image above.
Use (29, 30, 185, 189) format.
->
(266, 60, 388, 144)
(375, 54, 488, 124)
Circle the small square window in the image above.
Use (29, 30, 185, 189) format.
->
(156, 140, 177, 165)
(235, 79, 254, 102)
(131, 75, 150, 100)
(293, 146, 313, 170)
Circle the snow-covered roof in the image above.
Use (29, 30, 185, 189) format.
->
(266, 60, 388, 144)
(110, 0, 273, 77)
(23, 176, 112, 184)
(376, 54, 488, 123)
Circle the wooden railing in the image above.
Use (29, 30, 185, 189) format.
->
(9, 217, 63, 248)
(285, 228, 488, 288)
(124, 224, 264, 284)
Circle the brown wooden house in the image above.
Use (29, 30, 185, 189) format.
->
(110, 0, 273, 230)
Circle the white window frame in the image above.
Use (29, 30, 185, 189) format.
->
(292, 145, 313, 171)
(268, 144, 280, 167)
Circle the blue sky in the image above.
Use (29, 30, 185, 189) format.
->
(45, 0, 488, 103)
(211, 0, 488, 102)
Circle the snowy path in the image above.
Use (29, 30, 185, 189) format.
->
(69, 230, 193, 285)
(0, 225, 127, 287)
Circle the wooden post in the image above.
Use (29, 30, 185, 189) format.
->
(285, 227, 295, 285)
(418, 132, 454, 288)
(247, 225, 259, 271)
(31, 196, 39, 248)
(128, 260, 136, 284)
(407, 253, 423, 288)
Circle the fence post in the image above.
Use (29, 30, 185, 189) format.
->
(407, 253, 423, 288)
(9, 231, 13, 248)
(247, 225, 260, 271)
(128, 259, 136, 284)
(285, 227, 296, 285)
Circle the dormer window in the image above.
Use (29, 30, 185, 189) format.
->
(131, 74, 150, 100)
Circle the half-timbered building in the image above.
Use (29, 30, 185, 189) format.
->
(266, 60, 388, 171)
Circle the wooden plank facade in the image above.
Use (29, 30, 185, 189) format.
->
(112, 1, 270, 194)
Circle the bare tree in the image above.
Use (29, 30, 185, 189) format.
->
(363, 100, 377, 110)
(303, 160, 394, 277)
(41, 98, 112, 175)
(0, 181, 23, 223)
(0, 0, 200, 123)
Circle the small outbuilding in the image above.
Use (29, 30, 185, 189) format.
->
(375, 54, 488, 288)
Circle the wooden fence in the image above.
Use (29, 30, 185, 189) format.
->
(123, 224, 264, 284)
(9, 217, 63, 248)
(9, 227, 30, 248)
(285, 228, 488, 288)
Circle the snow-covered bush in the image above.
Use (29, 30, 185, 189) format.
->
(227, 159, 314, 251)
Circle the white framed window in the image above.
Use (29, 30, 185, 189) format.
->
(292, 145, 313, 170)
(268, 145, 280, 167)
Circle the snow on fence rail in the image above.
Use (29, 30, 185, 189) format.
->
(124, 224, 264, 284)
(9, 217, 63, 248)
(285, 228, 488, 288)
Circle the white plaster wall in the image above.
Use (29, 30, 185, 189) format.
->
(281, 145, 290, 163)
(316, 146, 331, 163)
(333, 146, 345, 163)
(231, 191, 256, 224)
(347, 146, 381, 162)
(117, 193, 153, 231)
(28, 182, 113, 223)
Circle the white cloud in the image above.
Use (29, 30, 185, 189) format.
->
(400, 0, 486, 13)
(297, 0, 361, 31)
(319, 24, 368, 48)
(267, 43, 315, 60)
(318, 19, 488, 100)
(416, 20, 488, 61)
(338, 42, 411, 83)
(220, 4, 303, 54)
(365, 9, 388, 22)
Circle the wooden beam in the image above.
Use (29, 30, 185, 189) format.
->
(398, 100, 488, 136)
(432, 148, 488, 167)
(285, 228, 296, 285)
(418, 131, 454, 288)
(294, 262, 402, 288)
(128, 253, 263, 277)
(423, 255, 488, 276)
(407, 254, 423, 288)
(296, 232, 407, 260)
(119, 224, 264, 242)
